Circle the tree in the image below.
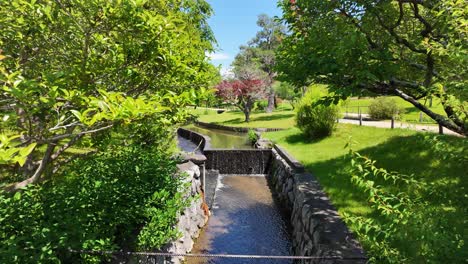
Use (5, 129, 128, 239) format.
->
(277, 0, 467, 135)
(216, 78, 265, 122)
(0, 0, 217, 191)
(274, 81, 302, 109)
(233, 14, 287, 113)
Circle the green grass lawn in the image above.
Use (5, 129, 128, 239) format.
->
(344, 96, 445, 123)
(264, 124, 467, 262)
(194, 96, 446, 129)
(194, 105, 295, 129)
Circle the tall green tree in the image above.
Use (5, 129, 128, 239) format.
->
(277, 0, 467, 135)
(0, 0, 218, 191)
(233, 14, 287, 112)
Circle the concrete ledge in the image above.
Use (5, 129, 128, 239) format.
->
(180, 153, 207, 165)
(178, 127, 273, 175)
(177, 128, 212, 151)
(274, 145, 305, 173)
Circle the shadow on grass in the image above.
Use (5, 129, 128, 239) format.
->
(296, 132, 467, 261)
(304, 133, 466, 210)
(285, 132, 330, 144)
(221, 113, 295, 126)
(252, 113, 295, 122)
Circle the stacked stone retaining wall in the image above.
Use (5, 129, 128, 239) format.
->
(269, 145, 366, 263)
(121, 162, 208, 264)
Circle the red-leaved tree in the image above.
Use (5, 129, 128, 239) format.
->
(216, 79, 265, 122)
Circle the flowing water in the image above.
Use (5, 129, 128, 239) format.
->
(188, 175, 292, 264)
(178, 126, 292, 263)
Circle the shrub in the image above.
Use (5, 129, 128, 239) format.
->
(248, 129, 259, 145)
(254, 100, 269, 111)
(0, 146, 187, 263)
(295, 87, 340, 139)
(368, 97, 402, 120)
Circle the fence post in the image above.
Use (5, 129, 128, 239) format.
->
(391, 116, 395, 129)
(439, 124, 443, 135)
(419, 112, 423, 123)
(359, 109, 362, 126)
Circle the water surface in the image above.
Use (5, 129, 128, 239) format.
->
(183, 124, 252, 149)
(188, 175, 292, 264)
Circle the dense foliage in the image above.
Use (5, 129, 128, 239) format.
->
(368, 97, 402, 120)
(0, 145, 187, 263)
(232, 14, 287, 112)
(346, 141, 466, 263)
(247, 129, 259, 145)
(295, 86, 339, 139)
(277, 0, 467, 135)
(274, 81, 301, 109)
(216, 79, 266, 122)
(0, 0, 218, 190)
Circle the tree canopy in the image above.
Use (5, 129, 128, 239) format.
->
(0, 0, 218, 190)
(277, 0, 467, 135)
(216, 78, 265, 122)
(232, 14, 287, 112)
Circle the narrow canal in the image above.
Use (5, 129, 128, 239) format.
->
(188, 174, 292, 264)
(183, 124, 252, 149)
(177, 126, 292, 264)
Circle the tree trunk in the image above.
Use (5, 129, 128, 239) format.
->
(244, 99, 253, 122)
(394, 89, 467, 136)
(244, 109, 251, 122)
(6, 143, 56, 192)
(266, 90, 275, 113)
(244, 111, 250, 123)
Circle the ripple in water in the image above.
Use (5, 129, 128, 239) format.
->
(188, 175, 292, 264)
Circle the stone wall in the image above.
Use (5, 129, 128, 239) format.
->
(269, 145, 366, 263)
(124, 161, 208, 264)
(166, 162, 209, 263)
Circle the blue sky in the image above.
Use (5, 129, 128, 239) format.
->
(206, 0, 282, 75)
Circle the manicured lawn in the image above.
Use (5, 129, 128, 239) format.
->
(194, 96, 447, 129)
(264, 124, 467, 262)
(194, 105, 295, 129)
(344, 96, 445, 123)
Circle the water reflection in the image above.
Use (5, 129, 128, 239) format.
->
(183, 124, 252, 149)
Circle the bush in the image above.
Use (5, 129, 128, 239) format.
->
(254, 100, 269, 111)
(368, 97, 402, 120)
(248, 129, 259, 145)
(0, 146, 187, 263)
(295, 87, 340, 139)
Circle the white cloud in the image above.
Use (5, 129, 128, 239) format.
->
(206, 52, 230, 61)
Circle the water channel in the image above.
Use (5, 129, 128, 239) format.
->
(177, 125, 292, 264)
(182, 124, 252, 149)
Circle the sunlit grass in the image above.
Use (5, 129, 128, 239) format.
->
(264, 124, 467, 260)
(344, 96, 445, 123)
(194, 96, 447, 128)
